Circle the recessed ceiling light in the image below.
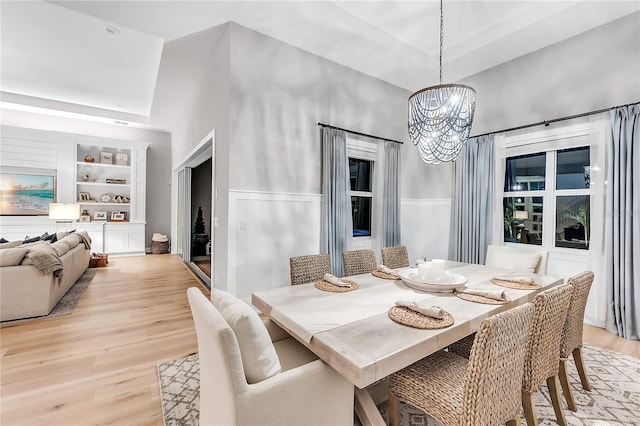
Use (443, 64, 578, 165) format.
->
(105, 26, 120, 35)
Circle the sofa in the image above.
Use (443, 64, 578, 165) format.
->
(0, 231, 91, 322)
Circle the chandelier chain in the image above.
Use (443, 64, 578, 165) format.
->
(439, 0, 443, 85)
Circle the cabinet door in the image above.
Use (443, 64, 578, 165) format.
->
(104, 228, 126, 253)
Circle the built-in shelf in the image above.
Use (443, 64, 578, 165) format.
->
(79, 202, 131, 206)
(76, 182, 131, 188)
(76, 161, 130, 169)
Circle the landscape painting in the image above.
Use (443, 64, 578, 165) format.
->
(0, 172, 55, 215)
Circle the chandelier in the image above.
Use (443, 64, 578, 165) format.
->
(408, 0, 476, 164)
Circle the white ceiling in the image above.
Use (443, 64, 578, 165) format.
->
(1, 0, 638, 127)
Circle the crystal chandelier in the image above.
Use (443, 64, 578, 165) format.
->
(408, 0, 476, 164)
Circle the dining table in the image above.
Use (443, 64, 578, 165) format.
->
(251, 261, 563, 426)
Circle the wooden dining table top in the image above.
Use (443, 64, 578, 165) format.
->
(252, 261, 563, 390)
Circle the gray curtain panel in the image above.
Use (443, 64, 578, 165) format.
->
(448, 135, 494, 264)
(320, 128, 350, 277)
(383, 141, 401, 247)
(605, 104, 640, 340)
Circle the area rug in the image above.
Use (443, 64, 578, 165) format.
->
(157, 345, 640, 426)
(1, 268, 98, 327)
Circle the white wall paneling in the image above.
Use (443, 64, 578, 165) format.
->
(228, 190, 321, 302)
(401, 198, 451, 264)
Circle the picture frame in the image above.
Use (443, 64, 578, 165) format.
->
(100, 151, 113, 164)
(0, 170, 56, 216)
(105, 178, 126, 184)
(93, 210, 107, 220)
(111, 211, 126, 221)
(79, 215, 91, 223)
(78, 192, 91, 201)
(115, 152, 128, 166)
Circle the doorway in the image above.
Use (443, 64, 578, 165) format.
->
(173, 130, 215, 288)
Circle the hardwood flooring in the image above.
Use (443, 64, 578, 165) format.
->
(1, 254, 638, 425)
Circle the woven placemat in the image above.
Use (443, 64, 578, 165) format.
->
(372, 270, 401, 280)
(454, 290, 510, 305)
(387, 306, 454, 329)
(315, 278, 358, 293)
(490, 277, 541, 290)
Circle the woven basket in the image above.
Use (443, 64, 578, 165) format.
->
(151, 240, 170, 254)
(89, 253, 109, 268)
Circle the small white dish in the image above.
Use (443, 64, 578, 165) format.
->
(398, 268, 468, 293)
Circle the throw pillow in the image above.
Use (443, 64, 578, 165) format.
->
(0, 248, 29, 267)
(41, 232, 55, 241)
(212, 289, 281, 384)
(22, 235, 41, 244)
(0, 237, 8, 243)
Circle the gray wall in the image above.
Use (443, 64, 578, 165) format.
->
(461, 11, 640, 136)
(160, 24, 231, 289)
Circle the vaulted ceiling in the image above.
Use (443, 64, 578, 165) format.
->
(1, 1, 638, 129)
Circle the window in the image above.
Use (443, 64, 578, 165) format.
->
(502, 146, 591, 250)
(349, 158, 373, 237)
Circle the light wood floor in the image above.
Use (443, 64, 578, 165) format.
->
(1, 255, 638, 425)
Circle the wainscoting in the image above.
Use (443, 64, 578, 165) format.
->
(228, 190, 321, 301)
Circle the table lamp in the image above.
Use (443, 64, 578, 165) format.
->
(49, 203, 80, 226)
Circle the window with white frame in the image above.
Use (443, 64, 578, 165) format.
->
(349, 157, 373, 237)
(501, 129, 594, 251)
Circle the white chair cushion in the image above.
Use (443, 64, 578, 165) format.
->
(212, 289, 281, 384)
(487, 247, 540, 273)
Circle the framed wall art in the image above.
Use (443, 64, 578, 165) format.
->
(0, 170, 56, 216)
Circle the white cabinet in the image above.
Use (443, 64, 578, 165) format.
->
(74, 138, 149, 256)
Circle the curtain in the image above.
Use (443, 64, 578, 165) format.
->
(383, 141, 401, 247)
(448, 135, 495, 264)
(321, 128, 350, 277)
(605, 104, 640, 340)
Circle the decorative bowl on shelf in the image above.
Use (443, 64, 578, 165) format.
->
(398, 268, 467, 293)
(84, 155, 95, 163)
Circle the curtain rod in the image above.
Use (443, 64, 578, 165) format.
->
(317, 123, 404, 145)
(470, 101, 639, 139)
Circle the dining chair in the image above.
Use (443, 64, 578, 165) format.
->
(388, 302, 535, 426)
(289, 253, 331, 285)
(449, 284, 574, 426)
(381, 245, 410, 269)
(558, 270, 595, 412)
(187, 287, 354, 425)
(342, 249, 377, 276)
(485, 244, 549, 274)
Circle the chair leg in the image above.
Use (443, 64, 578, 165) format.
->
(558, 359, 577, 412)
(573, 347, 591, 391)
(389, 392, 400, 426)
(506, 418, 521, 426)
(522, 391, 538, 426)
(547, 375, 567, 426)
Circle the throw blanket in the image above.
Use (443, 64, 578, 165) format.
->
(75, 231, 92, 250)
(27, 246, 63, 285)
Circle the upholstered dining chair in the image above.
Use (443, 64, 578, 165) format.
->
(558, 271, 595, 412)
(187, 287, 354, 426)
(449, 284, 574, 426)
(381, 245, 410, 269)
(485, 244, 550, 274)
(388, 303, 535, 426)
(342, 249, 377, 276)
(289, 253, 331, 285)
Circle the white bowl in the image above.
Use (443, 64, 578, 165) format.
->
(398, 268, 468, 293)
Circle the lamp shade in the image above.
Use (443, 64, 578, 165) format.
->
(514, 210, 529, 220)
(48, 203, 80, 222)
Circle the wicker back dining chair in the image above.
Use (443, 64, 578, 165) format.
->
(388, 303, 535, 426)
(381, 245, 410, 269)
(558, 271, 595, 412)
(289, 254, 331, 286)
(342, 249, 377, 277)
(449, 284, 574, 426)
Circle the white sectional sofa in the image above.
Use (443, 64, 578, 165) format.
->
(0, 231, 91, 322)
